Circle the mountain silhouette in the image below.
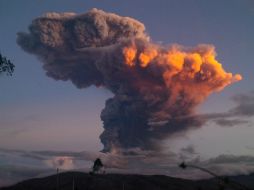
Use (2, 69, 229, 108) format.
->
(1, 172, 253, 190)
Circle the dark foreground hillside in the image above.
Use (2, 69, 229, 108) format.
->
(1, 172, 254, 190)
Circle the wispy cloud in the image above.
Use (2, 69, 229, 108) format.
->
(197, 91, 254, 127)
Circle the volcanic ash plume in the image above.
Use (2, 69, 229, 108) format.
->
(17, 8, 242, 152)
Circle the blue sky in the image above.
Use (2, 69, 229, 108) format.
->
(0, 0, 254, 184)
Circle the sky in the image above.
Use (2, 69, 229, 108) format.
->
(0, 0, 254, 186)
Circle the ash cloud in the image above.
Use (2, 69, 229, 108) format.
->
(17, 8, 241, 152)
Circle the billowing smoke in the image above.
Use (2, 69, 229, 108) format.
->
(17, 8, 241, 152)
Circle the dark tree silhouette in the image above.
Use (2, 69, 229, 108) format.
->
(0, 52, 15, 76)
(90, 158, 104, 175)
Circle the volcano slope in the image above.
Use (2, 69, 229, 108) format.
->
(1, 172, 254, 190)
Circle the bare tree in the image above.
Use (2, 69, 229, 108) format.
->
(0, 52, 15, 76)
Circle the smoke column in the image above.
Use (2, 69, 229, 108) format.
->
(17, 9, 242, 152)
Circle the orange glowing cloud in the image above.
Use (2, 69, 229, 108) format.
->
(123, 43, 242, 97)
(139, 48, 158, 67)
(123, 45, 137, 67)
